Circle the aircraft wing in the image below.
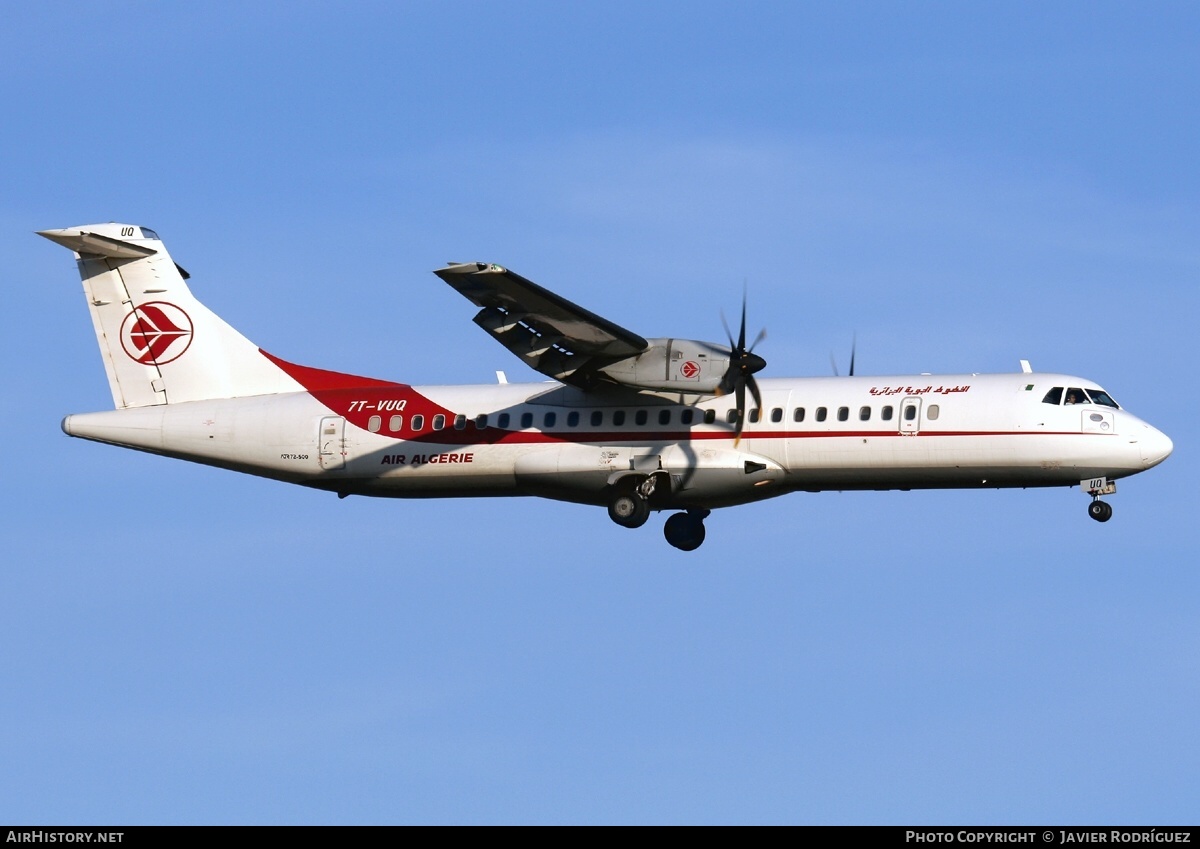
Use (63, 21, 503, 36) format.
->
(434, 262, 648, 387)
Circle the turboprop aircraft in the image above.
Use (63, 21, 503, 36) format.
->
(40, 223, 1173, 551)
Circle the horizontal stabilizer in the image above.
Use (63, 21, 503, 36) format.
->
(37, 229, 158, 259)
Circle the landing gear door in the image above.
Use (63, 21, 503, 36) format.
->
(900, 397, 921, 434)
(318, 416, 346, 470)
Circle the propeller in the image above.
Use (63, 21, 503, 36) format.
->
(717, 293, 767, 443)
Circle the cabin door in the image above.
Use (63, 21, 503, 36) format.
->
(318, 416, 346, 470)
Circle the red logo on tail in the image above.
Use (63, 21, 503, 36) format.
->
(120, 302, 194, 364)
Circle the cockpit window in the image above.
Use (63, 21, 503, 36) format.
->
(138, 227, 159, 239)
(1044, 385, 1119, 408)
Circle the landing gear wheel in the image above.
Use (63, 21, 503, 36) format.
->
(608, 492, 650, 528)
(1087, 500, 1113, 523)
(664, 512, 706, 551)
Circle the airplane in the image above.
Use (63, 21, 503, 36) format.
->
(39, 222, 1173, 551)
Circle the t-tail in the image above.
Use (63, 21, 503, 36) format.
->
(40, 223, 303, 407)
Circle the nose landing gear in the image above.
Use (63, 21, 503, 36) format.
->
(1082, 476, 1115, 523)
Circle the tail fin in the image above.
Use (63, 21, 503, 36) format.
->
(39, 223, 301, 408)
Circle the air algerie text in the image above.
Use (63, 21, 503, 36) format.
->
(381, 453, 474, 466)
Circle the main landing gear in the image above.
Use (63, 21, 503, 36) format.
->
(607, 475, 658, 529)
(608, 491, 651, 528)
(663, 509, 710, 551)
(605, 476, 711, 550)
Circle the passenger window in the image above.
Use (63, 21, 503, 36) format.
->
(454, 414, 467, 430)
(749, 408, 760, 423)
(432, 414, 446, 430)
(859, 406, 871, 421)
(881, 406, 893, 421)
(816, 407, 827, 422)
(591, 410, 603, 426)
(544, 412, 557, 428)
(1042, 387, 1063, 405)
(567, 411, 580, 427)
(388, 415, 403, 432)
(474, 414, 488, 429)
(793, 407, 805, 422)
(727, 409, 741, 424)
(411, 414, 425, 431)
(771, 407, 783, 423)
(635, 410, 648, 426)
(680, 409, 694, 425)
(368, 415, 382, 433)
(927, 404, 939, 420)
(1064, 388, 1086, 405)
(497, 413, 510, 429)
(837, 407, 849, 422)
(613, 410, 626, 426)
(520, 412, 533, 429)
(904, 405, 917, 421)
(704, 409, 716, 425)
(658, 410, 671, 425)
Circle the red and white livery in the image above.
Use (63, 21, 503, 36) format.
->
(41, 223, 1173, 550)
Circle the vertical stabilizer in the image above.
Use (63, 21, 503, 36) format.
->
(39, 223, 302, 408)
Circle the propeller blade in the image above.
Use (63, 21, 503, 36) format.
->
(717, 287, 768, 445)
(747, 373, 763, 414)
(738, 293, 747, 352)
(720, 310, 734, 348)
(733, 379, 747, 444)
(849, 334, 857, 377)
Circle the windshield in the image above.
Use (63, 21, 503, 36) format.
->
(1085, 389, 1120, 409)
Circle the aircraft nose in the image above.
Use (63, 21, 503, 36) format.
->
(1140, 425, 1173, 469)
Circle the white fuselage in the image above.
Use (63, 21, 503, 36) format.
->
(62, 371, 1173, 510)
(39, 221, 1173, 547)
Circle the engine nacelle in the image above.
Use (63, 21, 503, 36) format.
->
(596, 338, 731, 392)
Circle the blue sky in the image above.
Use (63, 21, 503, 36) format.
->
(3, 2, 1197, 824)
